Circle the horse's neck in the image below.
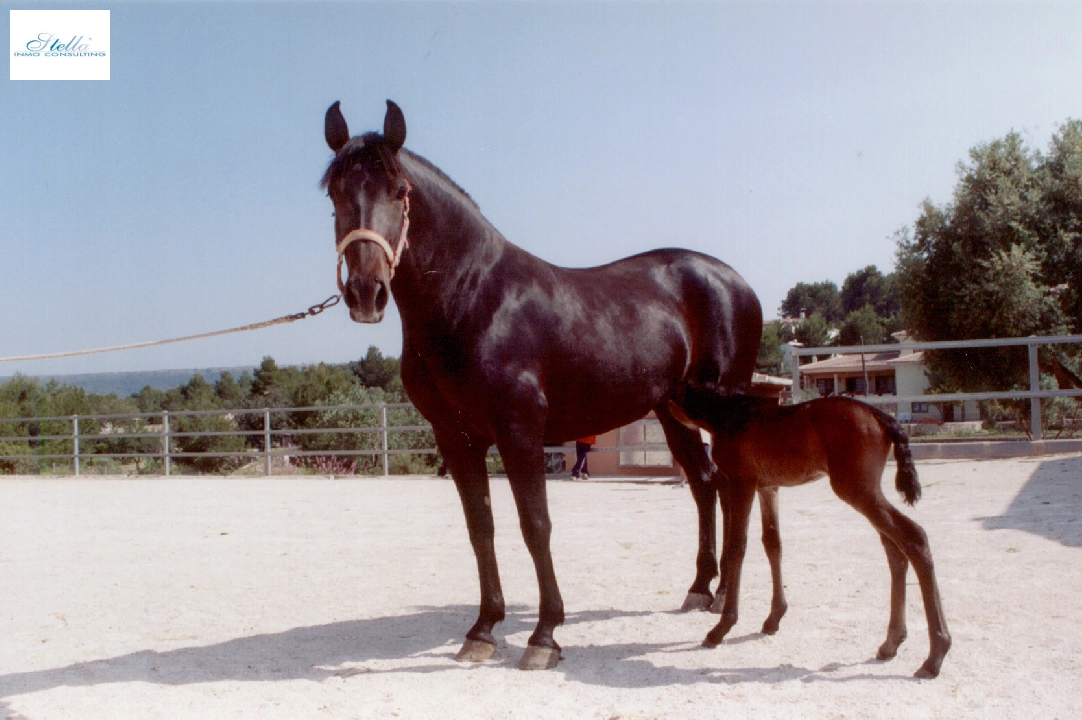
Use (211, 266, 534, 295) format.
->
(393, 152, 521, 327)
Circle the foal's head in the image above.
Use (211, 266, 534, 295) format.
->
(322, 100, 410, 323)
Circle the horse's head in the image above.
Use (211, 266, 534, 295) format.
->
(322, 100, 410, 323)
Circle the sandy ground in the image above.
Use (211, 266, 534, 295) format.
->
(1, 455, 1081, 720)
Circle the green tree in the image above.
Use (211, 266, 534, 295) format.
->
(756, 321, 793, 375)
(794, 312, 831, 349)
(779, 281, 842, 323)
(896, 125, 1076, 393)
(351, 346, 403, 392)
(840, 265, 900, 319)
(837, 304, 890, 347)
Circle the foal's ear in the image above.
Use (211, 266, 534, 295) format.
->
(383, 100, 407, 153)
(325, 101, 350, 152)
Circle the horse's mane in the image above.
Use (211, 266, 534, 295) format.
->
(400, 148, 479, 211)
(320, 133, 479, 212)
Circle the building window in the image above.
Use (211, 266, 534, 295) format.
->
(912, 402, 929, 413)
(846, 377, 866, 395)
(874, 376, 896, 395)
(618, 419, 673, 468)
(816, 378, 835, 396)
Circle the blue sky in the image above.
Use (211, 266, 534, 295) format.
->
(3, 1, 1082, 377)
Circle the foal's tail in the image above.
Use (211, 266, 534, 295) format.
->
(866, 404, 922, 506)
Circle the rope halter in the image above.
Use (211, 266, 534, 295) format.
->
(336, 182, 411, 293)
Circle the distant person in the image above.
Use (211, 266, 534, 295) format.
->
(570, 436, 595, 479)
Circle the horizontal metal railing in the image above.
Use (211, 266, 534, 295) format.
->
(0, 403, 436, 476)
(0, 402, 657, 477)
(790, 334, 1082, 440)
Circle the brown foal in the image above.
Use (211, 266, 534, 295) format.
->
(689, 395, 951, 679)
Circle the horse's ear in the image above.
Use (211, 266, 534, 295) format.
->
(383, 100, 406, 153)
(325, 101, 350, 152)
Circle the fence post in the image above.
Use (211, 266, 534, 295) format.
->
(381, 404, 389, 476)
(790, 347, 802, 404)
(73, 415, 80, 476)
(163, 411, 171, 476)
(1029, 342, 1042, 441)
(264, 408, 272, 476)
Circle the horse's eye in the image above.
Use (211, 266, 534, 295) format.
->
(396, 184, 408, 200)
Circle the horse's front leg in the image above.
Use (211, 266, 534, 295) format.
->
(497, 431, 564, 670)
(703, 477, 756, 647)
(443, 441, 506, 662)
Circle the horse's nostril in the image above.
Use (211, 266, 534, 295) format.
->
(374, 281, 390, 313)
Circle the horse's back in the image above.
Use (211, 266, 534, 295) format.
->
(567, 248, 762, 390)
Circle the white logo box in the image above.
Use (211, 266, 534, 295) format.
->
(10, 9, 110, 81)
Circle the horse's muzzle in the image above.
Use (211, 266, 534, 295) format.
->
(344, 275, 390, 323)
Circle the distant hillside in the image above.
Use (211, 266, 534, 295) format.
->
(0, 367, 256, 397)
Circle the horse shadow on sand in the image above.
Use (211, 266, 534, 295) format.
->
(0, 605, 912, 699)
(979, 455, 1082, 548)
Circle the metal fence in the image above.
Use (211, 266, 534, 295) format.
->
(0, 403, 436, 476)
(0, 403, 648, 477)
(790, 334, 1082, 440)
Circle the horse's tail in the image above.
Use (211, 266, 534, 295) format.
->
(866, 403, 922, 506)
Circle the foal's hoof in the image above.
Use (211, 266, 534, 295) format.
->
(914, 658, 942, 679)
(518, 645, 561, 670)
(680, 592, 713, 612)
(455, 639, 497, 663)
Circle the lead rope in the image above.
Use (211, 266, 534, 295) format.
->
(0, 295, 342, 363)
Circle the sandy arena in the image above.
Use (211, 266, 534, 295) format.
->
(1, 454, 1081, 719)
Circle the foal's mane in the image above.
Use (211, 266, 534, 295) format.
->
(320, 133, 479, 212)
(714, 396, 793, 436)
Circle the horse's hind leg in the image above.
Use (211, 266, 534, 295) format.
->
(757, 487, 788, 634)
(834, 478, 951, 678)
(876, 533, 909, 661)
(656, 404, 718, 611)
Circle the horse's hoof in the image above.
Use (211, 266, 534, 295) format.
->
(761, 618, 781, 635)
(455, 639, 497, 663)
(877, 644, 898, 661)
(914, 659, 941, 679)
(518, 645, 561, 670)
(680, 592, 713, 612)
(708, 595, 725, 614)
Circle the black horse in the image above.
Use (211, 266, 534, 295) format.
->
(322, 100, 763, 669)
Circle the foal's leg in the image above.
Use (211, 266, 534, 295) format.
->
(443, 442, 506, 662)
(876, 533, 909, 661)
(496, 431, 565, 670)
(656, 405, 718, 611)
(833, 478, 952, 678)
(710, 486, 786, 626)
(757, 487, 788, 634)
(703, 477, 756, 647)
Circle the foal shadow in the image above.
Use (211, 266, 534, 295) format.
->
(979, 456, 1082, 547)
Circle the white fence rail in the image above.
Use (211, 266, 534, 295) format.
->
(790, 334, 1082, 440)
